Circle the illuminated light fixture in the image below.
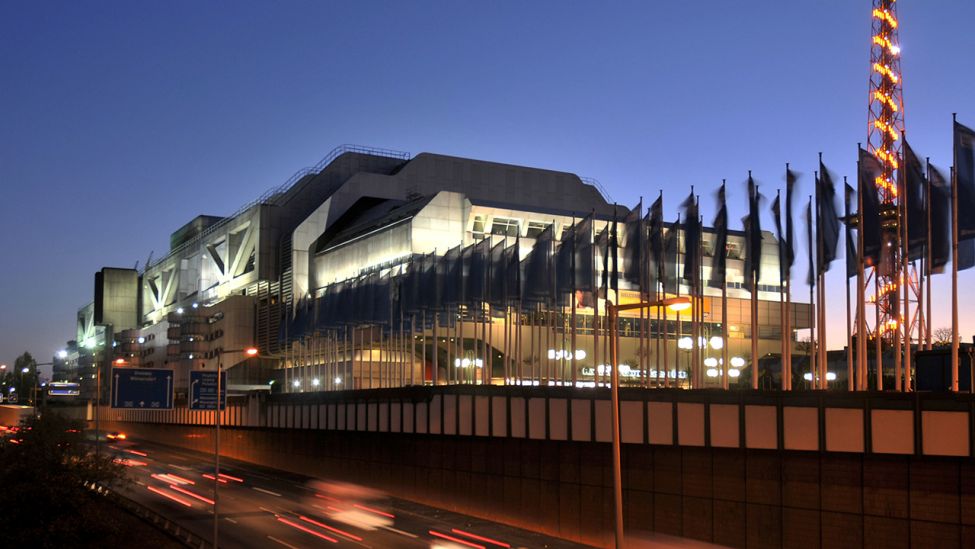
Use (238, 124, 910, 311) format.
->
(728, 369, 741, 378)
(803, 372, 813, 381)
(57, 350, 68, 359)
(826, 372, 837, 381)
(191, 303, 199, 309)
(245, 347, 259, 356)
(114, 358, 125, 365)
(704, 357, 719, 368)
(678, 337, 693, 350)
(334, 377, 342, 384)
(873, 120, 899, 141)
(663, 296, 691, 312)
(137, 337, 145, 344)
(872, 8, 898, 29)
(873, 91, 899, 112)
(730, 356, 746, 368)
(21, 367, 29, 373)
(706, 368, 719, 378)
(311, 378, 320, 387)
(292, 379, 301, 388)
(709, 336, 723, 350)
(176, 307, 184, 314)
(872, 63, 900, 84)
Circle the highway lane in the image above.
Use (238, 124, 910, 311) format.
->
(105, 437, 591, 549)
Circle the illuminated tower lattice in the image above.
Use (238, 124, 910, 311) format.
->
(866, 0, 906, 343)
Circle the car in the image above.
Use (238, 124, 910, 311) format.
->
(106, 431, 126, 442)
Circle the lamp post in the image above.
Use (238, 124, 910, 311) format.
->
(606, 295, 690, 549)
(212, 346, 258, 549)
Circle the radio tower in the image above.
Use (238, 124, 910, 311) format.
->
(866, 0, 913, 387)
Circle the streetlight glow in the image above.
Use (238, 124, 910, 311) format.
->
(245, 347, 259, 356)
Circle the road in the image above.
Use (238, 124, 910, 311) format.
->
(106, 436, 591, 549)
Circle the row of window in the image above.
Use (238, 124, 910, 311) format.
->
(471, 215, 747, 259)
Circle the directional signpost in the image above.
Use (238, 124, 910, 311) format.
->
(189, 370, 226, 411)
(111, 368, 174, 409)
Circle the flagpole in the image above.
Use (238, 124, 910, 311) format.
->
(925, 157, 933, 350)
(808, 196, 816, 390)
(751, 177, 759, 391)
(845, 177, 853, 391)
(857, 158, 867, 391)
(901, 133, 912, 392)
(816, 162, 827, 390)
(777, 189, 787, 390)
(952, 155, 960, 392)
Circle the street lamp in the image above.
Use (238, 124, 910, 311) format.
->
(212, 346, 257, 549)
(605, 294, 691, 549)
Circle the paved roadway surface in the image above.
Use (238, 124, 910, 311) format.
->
(105, 436, 593, 549)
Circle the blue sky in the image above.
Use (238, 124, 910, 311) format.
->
(1, 1, 973, 363)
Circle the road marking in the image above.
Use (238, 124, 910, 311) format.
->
(267, 536, 299, 549)
(135, 481, 146, 486)
(225, 517, 238, 524)
(169, 464, 192, 471)
(258, 506, 276, 514)
(253, 487, 282, 497)
(381, 525, 418, 538)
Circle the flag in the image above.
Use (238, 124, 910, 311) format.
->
(955, 121, 975, 241)
(845, 183, 858, 279)
(525, 224, 554, 302)
(574, 215, 595, 293)
(555, 220, 575, 296)
(806, 201, 815, 286)
(488, 240, 506, 307)
(597, 224, 610, 297)
(503, 236, 521, 303)
(743, 175, 763, 293)
(648, 196, 664, 295)
(817, 161, 841, 274)
(771, 193, 785, 283)
(468, 237, 491, 304)
(443, 246, 462, 304)
(858, 148, 884, 267)
(929, 164, 951, 274)
(663, 217, 679, 294)
(709, 183, 728, 289)
(610, 213, 620, 294)
(621, 201, 644, 287)
(681, 191, 701, 286)
(785, 168, 797, 272)
(903, 140, 928, 260)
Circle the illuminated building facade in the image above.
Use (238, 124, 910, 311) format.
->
(76, 146, 811, 394)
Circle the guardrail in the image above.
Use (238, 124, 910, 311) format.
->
(88, 481, 210, 549)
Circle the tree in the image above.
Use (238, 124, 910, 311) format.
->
(934, 327, 952, 347)
(0, 352, 40, 404)
(0, 413, 125, 546)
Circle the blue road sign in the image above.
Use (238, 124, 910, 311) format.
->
(111, 368, 174, 409)
(189, 370, 226, 410)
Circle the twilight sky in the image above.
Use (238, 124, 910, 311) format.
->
(1, 1, 973, 364)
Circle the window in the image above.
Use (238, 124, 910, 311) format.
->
(472, 215, 485, 236)
(525, 221, 551, 239)
(491, 217, 520, 237)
